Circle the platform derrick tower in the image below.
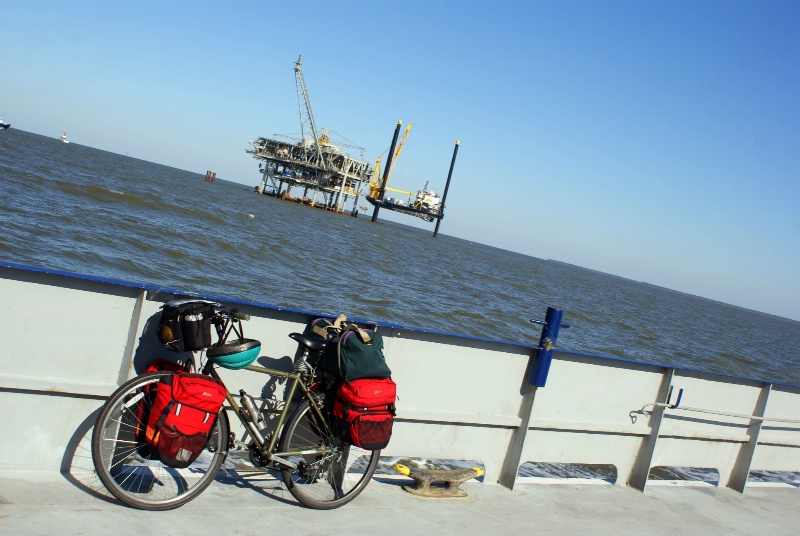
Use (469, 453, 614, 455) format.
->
(294, 56, 327, 176)
(247, 56, 370, 213)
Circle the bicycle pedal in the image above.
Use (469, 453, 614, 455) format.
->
(231, 439, 250, 451)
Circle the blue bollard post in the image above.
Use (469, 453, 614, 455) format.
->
(530, 307, 564, 387)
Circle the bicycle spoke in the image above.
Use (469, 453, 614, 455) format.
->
(91, 372, 228, 510)
(279, 399, 379, 509)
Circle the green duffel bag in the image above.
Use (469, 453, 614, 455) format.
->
(318, 324, 391, 382)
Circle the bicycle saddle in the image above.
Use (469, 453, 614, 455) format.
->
(289, 332, 329, 352)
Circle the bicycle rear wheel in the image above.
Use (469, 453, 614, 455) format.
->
(91, 371, 229, 511)
(279, 398, 379, 509)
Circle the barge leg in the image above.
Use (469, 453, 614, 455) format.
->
(433, 140, 460, 237)
(372, 121, 403, 223)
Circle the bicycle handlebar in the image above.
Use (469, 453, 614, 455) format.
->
(213, 309, 250, 325)
(212, 309, 250, 322)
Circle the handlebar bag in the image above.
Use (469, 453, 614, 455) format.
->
(156, 300, 218, 353)
(145, 373, 226, 468)
(333, 378, 396, 450)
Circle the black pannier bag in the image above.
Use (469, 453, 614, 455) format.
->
(156, 300, 218, 353)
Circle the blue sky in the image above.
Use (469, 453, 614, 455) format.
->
(3, 1, 800, 321)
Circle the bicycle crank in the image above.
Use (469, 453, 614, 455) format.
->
(248, 444, 272, 468)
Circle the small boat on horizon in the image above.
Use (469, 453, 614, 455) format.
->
(61, 132, 70, 144)
(0, 117, 10, 130)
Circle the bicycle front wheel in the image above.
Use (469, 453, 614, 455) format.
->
(279, 398, 379, 509)
(91, 371, 229, 511)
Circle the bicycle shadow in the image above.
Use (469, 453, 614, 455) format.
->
(58, 315, 307, 508)
(58, 312, 175, 505)
(214, 467, 298, 506)
(254, 354, 293, 400)
(59, 406, 302, 508)
(59, 407, 121, 505)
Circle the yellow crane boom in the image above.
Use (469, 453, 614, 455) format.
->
(368, 122, 413, 199)
(385, 186, 415, 196)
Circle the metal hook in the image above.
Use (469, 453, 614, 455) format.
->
(665, 385, 683, 409)
(671, 388, 684, 409)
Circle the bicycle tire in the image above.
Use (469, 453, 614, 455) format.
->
(279, 398, 379, 509)
(91, 371, 229, 511)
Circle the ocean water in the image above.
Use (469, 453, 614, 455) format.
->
(2, 128, 800, 389)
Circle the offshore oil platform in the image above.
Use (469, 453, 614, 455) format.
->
(246, 56, 370, 214)
(246, 56, 458, 236)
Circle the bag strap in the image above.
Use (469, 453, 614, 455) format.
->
(312, 314, 348, 340)
(339, 402, 395, 418)
(154, 400, 176, 434)
(341, 323, 372, 344)
(332, 313, 348, 330)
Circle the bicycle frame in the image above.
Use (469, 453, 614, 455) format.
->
(204, 361, 334, 469)
(91, 307, 379, 511)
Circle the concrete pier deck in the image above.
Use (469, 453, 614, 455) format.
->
(1, 472, 798, 536)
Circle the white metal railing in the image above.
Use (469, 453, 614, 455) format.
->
(0, 261, 798, 494)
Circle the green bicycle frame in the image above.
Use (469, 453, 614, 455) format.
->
(205, 363, 334, 463)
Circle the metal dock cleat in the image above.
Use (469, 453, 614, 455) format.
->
(394, 463, 483, 498)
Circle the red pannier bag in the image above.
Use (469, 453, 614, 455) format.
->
(145, 373, 227, 468)
(134, 360, 193, 459)
(144, 358, 192, 374)
(333, 378, 396, 450)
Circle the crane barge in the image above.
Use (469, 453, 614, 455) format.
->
(365, 122, 444, 223)
(367, 121, 459, 237)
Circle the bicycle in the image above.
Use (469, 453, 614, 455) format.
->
(91, 305, 380, 511)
